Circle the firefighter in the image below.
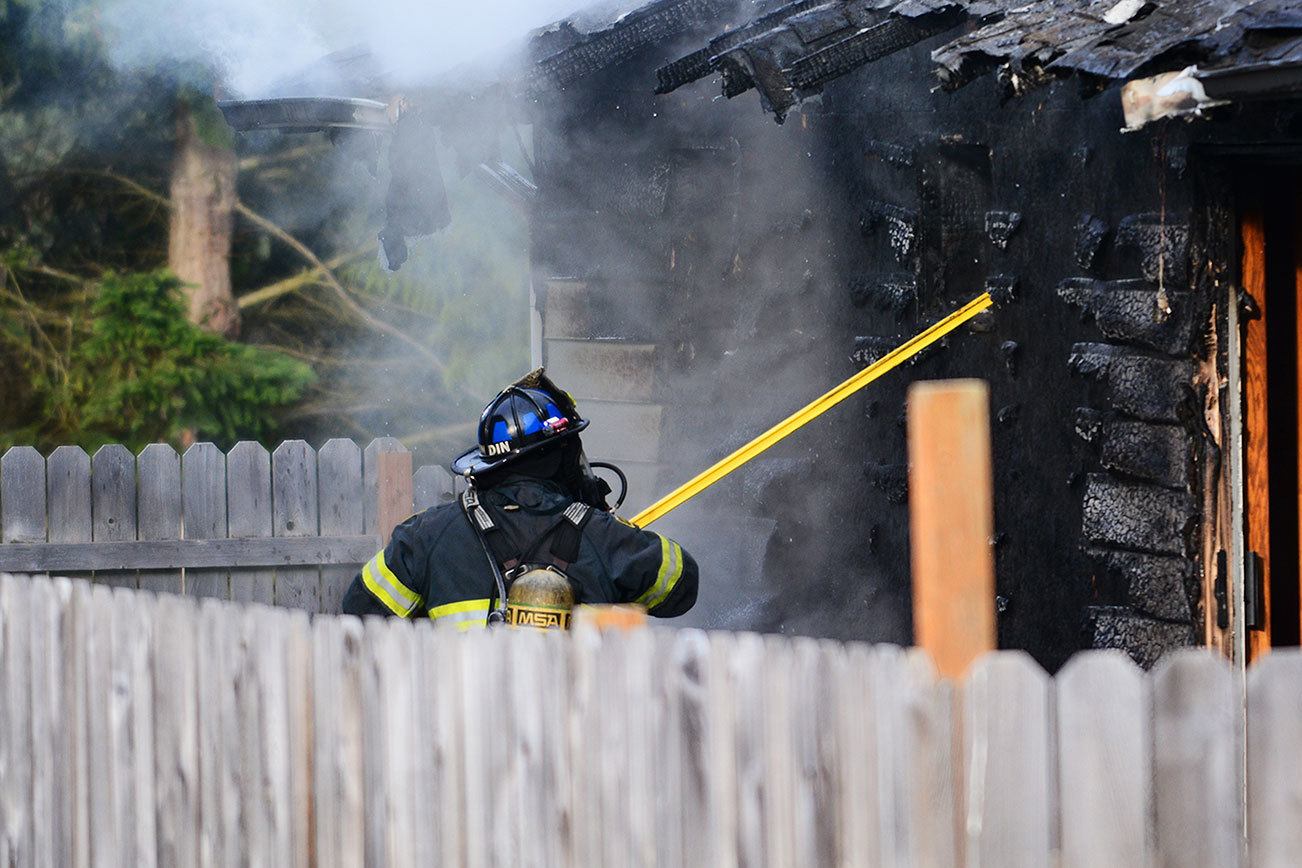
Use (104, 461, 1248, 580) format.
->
(341, 369, 698, 627)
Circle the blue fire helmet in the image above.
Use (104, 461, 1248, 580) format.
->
(451, 369, 588, 478)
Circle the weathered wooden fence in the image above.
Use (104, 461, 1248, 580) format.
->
(0, 440, 463, 613)
(2, 572, 1299, 867)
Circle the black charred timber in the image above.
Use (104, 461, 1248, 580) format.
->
(985, 210, 1021, 249)
(1073, 214, 1110, 270)
(1068, 344, 1196, 424)
(1115, 214, 1191, 285)
(1087, 607, 1195, 670)
(1057, 278, 1198, 357)
(528, 0, 732, 94)
(848, 273, 916, 315)
(866, 462, 909, 505)
(1088, 549, 1196, 624)
(1082, 475, 1197, 557)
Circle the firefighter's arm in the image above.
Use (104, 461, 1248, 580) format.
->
(341, 515, 427, 617)
(602, 518, 699, 617)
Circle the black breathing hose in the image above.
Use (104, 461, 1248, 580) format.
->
(588, 461, 628, 511)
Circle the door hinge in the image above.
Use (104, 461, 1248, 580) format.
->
(1214, 550, 1229, 629)
(1245, 550, 1266, 631)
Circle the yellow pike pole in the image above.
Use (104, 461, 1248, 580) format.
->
(631, 291, 994, 527)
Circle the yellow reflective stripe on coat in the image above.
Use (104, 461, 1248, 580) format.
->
(429, 598, 491, 630)
(362, 550, 422, 617)
(635, 535, 684, 612)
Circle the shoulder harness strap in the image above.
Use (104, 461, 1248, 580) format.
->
(548, 502, 594, 569)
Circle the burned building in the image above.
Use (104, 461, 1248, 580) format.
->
(220, 0, 1302, 670)
(518, 0, 1302, 669)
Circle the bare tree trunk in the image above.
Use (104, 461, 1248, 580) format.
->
(168, 98, 240, 337)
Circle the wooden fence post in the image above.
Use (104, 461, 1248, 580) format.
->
(907, 379, 996, 679)
(375, 451, 413, 547)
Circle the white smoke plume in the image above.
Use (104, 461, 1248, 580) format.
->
(98, 0, 643, 96)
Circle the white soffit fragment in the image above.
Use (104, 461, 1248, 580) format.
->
(1104, 0, 1146, 25)
(1120, 66, 1231, 130)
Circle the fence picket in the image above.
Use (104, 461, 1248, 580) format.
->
(431, 625, 467, 866)
(312, 616, 366, 868)
(91, 445, 137, 589)
(834, 643, 877, 868)
(1153, 650, 1241, 868)
(137, 444, 181, 594)
(194, 599, 231, 868)
(363, 438, 407, 535)
(227, 441, 274, 604)
(272, 441, 320, 611)
(318, 439, 364, 615)
(789, 639, 840, 867)
(85, 585, 119, 866)
(65, 580, 92, 868)
(182, 443, 228, 600)
(27, 579, 69, 864)
(1057, 651, 1151, 868)
(47, 446, 91, 582)
(3, 568, 1300, 868)
(111, 588, 157, 868)
(963, 652, 1053, 868)
(413, 464, 457, 511)
(152, 593, 199, 867)
(0, 575, 34, 868)
(2, 446, 47, 544)
(1246, 651, 1302, 868)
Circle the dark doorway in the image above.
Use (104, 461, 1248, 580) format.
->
(1239, 165, 1302, 657)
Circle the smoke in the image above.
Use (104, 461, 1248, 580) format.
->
(97, 0, 643, 97)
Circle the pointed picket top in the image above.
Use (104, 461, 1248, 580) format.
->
(363, 438, 408, 534)
(46, 446, 91, 545)
(1, 446, 47, 543)
(963, 651, 1053, 868)
(1247, 649, 1302, 867)
(1152, 649, 1241, 868)
(1057, 651, 1151, 868)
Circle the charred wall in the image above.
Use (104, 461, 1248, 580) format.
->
(530, 29, 1217, 669)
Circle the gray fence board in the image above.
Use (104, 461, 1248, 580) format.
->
(67, 581, 92, 868)
(963, 651, 1053, 868)
(0, 575, 33, 868)
(137, 444, 181, 594)
(182, 443, 228, 600)
(92, 445, 137, 589)
(412, 464, 457, 511)
(85, 585, 117, 866)
(312, 616, 366, 868)
(432, 624, 467, 866)
(227, 441, 274, 605)
(272, 441, 320, 611)
(7, 570, 1302, 867)
(1153, 650, 1241, 868)
(318, 439, 364, 615)
(111, 589, 157, 868)
(0, 536, 377, 572)
(1246, 651, 1302, 868)
(153, 594, 199, 867)
(836, 643, 877, 868)
(1057, 651, 1151, 868)
(46, 447, 91, 580)
(2, 446, 46, 544)
(194, 600, 227, 868)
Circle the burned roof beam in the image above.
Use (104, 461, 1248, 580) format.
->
(785, 8, 962, 92)
(655, 0, 828, 94)
(526, 0, 733, 94)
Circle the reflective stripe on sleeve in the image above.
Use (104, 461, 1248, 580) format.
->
(429, 598, 491, 631)
(361, 550, 422, 617)
(635, 535, 684, 612)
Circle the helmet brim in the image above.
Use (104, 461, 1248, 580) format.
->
(449, 419, 588, 479)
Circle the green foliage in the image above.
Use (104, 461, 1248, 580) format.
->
(27, 271, 313, 450)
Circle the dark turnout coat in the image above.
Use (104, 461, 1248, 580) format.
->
(342, 477, 698, 626)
